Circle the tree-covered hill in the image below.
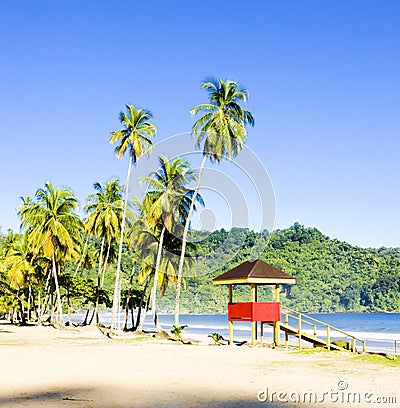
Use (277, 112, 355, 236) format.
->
(158, 223, 400, 313)
(2, 222, 399, 318)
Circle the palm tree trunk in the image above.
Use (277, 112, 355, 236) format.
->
(37, 289, 41, 321)
(50, 291, 54, 325)
(32, 292, 42, 324)
(92, 237, 105, 325)
(149, 226, 166, 333)
(52, 253, 64, 328)
(174, 155, 207, 326)
(27, 281, 31, 322)
(19, 296, 27, 325)
(135, 276, 150, 331)
(82, 307, 91, 325)
(136, 293, 150, 332)
(111, 153, 133, 332)
(67, 287, 72, 326)
(123, 261, 136, 331)
(88, 307, 96, 325)
(8, 307, 14, 324)
(74, 235, 89, 275)
(40, 269, 52, 320)
(101, 241, 111, 289)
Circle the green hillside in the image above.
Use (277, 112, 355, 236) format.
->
(2, 223, 399, 317)
(158, 223, 400, 313)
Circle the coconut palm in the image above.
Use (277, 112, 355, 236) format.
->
(0, 231, 48, 322)
(3, 233, 44, 323)
(140, 156, 199, 332)
(19, 182, 82, 327)
(74, 240, 96, 276)
(84, 178, 123, 324)
(2, 235, 31, 324)
(133, 156, 202, 332)
(174, 77, 255, 325)
(134, 217, 197, 332)
(109, 104, 157, 331)
(127, 198, 156, 331)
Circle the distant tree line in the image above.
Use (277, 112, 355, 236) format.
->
(158, 223, 400, 313)
(1, 222, 399, 323)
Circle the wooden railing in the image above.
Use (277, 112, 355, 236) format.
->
(281, 305, 366, 353)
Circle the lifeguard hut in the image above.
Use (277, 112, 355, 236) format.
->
(213, 259, 366, 352)
(212, 259, 295, 346)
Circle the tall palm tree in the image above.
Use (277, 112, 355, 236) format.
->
(140, 155, 200, 332)
(109, 104, 157, 331)
(19, 182, 82, 327)
(128, 197, 156, 332)
(174, 77, 255, 326)
(84, 178, 123, 324)
(133, 187, 199, 333)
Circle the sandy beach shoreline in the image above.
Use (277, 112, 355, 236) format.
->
(0, 323, 399, 408)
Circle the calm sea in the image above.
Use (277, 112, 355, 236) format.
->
(71, 311, 400, 353)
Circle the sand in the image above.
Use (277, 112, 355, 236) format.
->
(0, 323, 399, 408)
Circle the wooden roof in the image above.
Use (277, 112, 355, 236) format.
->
(212, 259, 296, 285)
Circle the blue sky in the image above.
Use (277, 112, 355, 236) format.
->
(0, 0, 399, 248)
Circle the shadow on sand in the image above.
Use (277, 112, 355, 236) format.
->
(0, 386, 287, 408)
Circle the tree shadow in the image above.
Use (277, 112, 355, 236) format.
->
(0, 387, 97, 407)
(0, 386, 288, 408)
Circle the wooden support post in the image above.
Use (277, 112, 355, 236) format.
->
(273, 284, 281, 347)
(228, 285, 233, 345)
(251, 284, 257, 345)
(274, 321, 280, 346)
(251, 322, 256, 345)
(284, 312, 289, 348)
(229, 321, 233, 346)
(298, 314, 302, 350)
(327, 326, 331, 350)
(260, 322, 264, 344)
(251, 284, 256, 302)
(274, 284, 280, 302)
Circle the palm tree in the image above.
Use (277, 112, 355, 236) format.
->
(128, 198, 156, 332)
(84, 178, 123, 324)
(19, 182, 82, 327)
(133, 199, 198, 333)
(131, 156, 202, 332)
(141, 156, 200, 332)
(3, 233, 48, 323)
(3, 234, 32, 324)
(109, 104, 157, 331)
(174, 77, 255, 326)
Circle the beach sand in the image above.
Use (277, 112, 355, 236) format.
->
(0, 323, 398, 408)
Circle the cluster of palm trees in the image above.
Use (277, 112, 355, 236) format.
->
(0, 76, 254, 333)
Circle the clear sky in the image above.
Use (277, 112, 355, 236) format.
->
(0, 0, 399, 248)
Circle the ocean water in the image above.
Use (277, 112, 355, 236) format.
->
(71, 312, 400, 354)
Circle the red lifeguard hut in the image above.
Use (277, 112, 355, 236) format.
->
(212, 259, 296, 346)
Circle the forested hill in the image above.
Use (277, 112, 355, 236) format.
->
(158, 223, 400, 313)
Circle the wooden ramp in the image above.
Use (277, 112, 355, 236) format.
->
(278, 321, 343, 350)
(262, 306, 366, 352)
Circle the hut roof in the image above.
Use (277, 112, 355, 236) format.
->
(212, 259, 296, 285)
